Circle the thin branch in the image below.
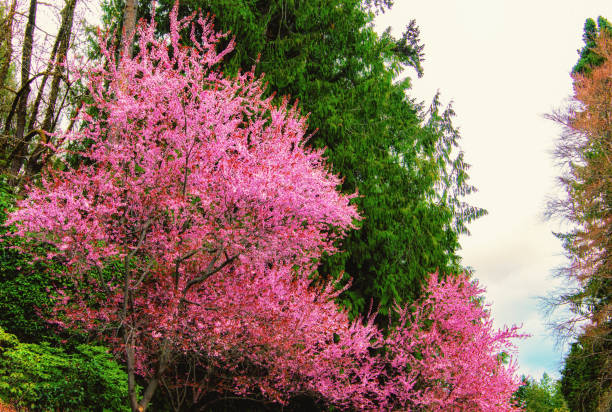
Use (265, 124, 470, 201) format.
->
(132, 258, 156, 289)
(127, 219, 153, 261)
(182, 249, 238, 295)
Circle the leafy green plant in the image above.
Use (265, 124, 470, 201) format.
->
(0, 178, 64, 342)
(561, 338, 612, 412)
(513, 373, 569, 411)
(0, 326, 130, 411)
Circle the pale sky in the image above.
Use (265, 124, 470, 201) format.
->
(376, 0, 612, 379)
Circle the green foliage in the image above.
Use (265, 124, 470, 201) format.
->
(573, 16, 611, 74)
(560, 338, 612, 412)
(0, 326, 129, 411)
(513, 373, 569, 412)
(0, 180, 132, 410)
(0, 179, 64, 342)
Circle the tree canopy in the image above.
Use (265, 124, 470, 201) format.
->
(513, 373, 569, 412)
(573, 16, 612, 75)
(548, 17, 612, 412)
(560, 338, 611, 412)
(0, 1, 524, 410)
(96, 0, 486, 320)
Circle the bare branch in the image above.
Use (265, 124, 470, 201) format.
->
(182, 249, 238, 295)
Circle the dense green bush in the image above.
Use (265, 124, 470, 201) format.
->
(0, 179, 68, 342)
(0, 181, 132, 411)
(0, 326, 129, 411)
(0, 240, 62, 343)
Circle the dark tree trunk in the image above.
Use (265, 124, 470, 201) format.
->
(25, 0, 77, 176)
(27, 19, 64, 132)
(122, 0, 138, 58)
(137, 341, 170, 411)
(0, 0, 17, 89)
(40, 0, 77, 132)
(8, 0, 37, 179)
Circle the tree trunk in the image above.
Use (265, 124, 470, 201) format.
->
(8, 0, 36, 179)
(40, 0, 76, 133)
(124, 323, 170, 411)
(122, 0, 137, 58)
(25, 0, 77, 176)
(137, 342, 171, 411)
(0, 0, 17, 89)
(26, 17, 64, 132)
(125, 331, 140, 411)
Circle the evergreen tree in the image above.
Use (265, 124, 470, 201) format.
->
(513, 373, 569, 412)
(573, 16, 611, 74)
(549, 17, 612, 412)
(560, 339, 611, 412)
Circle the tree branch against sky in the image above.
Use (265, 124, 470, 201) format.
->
(1, 0, 100, 185)
(547, 27, 612, 411)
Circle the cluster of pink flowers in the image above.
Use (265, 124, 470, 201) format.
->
(8, 3, 524, 410)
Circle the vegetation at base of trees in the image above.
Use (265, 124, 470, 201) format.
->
(0, 326, 130, 411)
(512, 373, 569, 412)
(0, 178, 64, 343)
(1, 178, 132, 411)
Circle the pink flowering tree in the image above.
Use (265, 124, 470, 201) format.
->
(145, 271, 526, 411)
(7, 5, 363, 410)
(386, 273, 526, 411)
(7, 3, 524, 411)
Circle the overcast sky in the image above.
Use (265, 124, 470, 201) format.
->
(376, 0, 612, 379)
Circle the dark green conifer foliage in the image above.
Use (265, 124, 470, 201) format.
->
(560, 339, 611, 412)
(573, 16, 611, 74)
(98, 0, 484, 319)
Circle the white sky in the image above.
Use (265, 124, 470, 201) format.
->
(376, 0, 612, 379)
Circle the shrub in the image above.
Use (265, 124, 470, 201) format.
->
(0, 326, 129, 411)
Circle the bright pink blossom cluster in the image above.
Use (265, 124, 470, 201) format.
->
(8, 4, 524, 411)
(386, 273, 526, 411)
